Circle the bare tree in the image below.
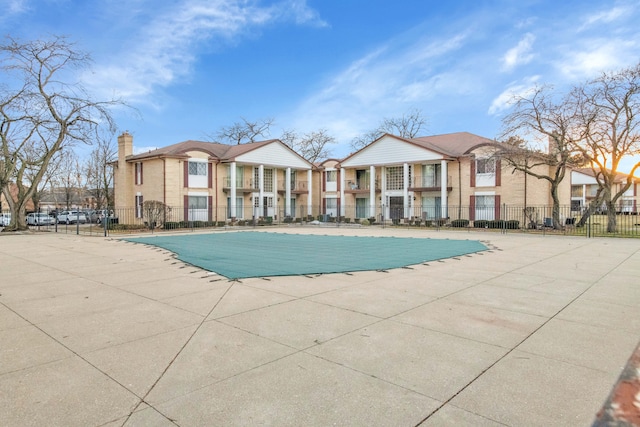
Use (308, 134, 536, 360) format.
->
(281, 128, 335, 164)
(51, 150, 83, 209)
(498, 86, 586, 229)
(84, 131, 117, 209)
(573, 64, 640, 232)
(214, 117, 274, 144)
(142, 200, 171, 230)
(350, 108, 427, 151)
(0, 36, 122, 231)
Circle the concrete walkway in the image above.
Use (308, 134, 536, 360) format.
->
(1, 228, 639, 426)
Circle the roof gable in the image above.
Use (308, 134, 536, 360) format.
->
(234, 140, 312, 169)
(341, 134, 445, 167)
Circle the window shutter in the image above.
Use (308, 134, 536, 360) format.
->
(322, 172, 326, 192)
(337, 170, 341, 191)
(470, 157, 476, 187)
(183, 195, 189, 221)
(208, 196, 213, 221)
(495, 159, 501, 187)
(140, 163, 143, 185)
(322, 197, 326, 213)
(208, 163, 213, 189)
(184, 162, 189, 188)
(495, 195, 501, 219)
(469, 195, 475, 221)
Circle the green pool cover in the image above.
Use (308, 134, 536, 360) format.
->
(124, 232, 488, 279)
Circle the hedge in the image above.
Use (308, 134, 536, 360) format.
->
(451, 219, 469, 227)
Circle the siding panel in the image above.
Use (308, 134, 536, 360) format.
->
(341, 135, 443, 167)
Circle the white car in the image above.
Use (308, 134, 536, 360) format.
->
(0, 213, 10, 227)
(27, 212, 56, 226)
(57, 210, 88, 224)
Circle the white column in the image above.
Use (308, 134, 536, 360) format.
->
(403, 163, 409, 218)
(441, 160, 448, 218)
(285, 168, 291, 217)
(230, 162, 236, 219)
(307, 169, 313, 217)
(259, 164, 264, 216)
(582, 184, 587, 208)
(340, 167, 346, 217)
(273, 168, 278, 218)
(369, 165, 376, 218)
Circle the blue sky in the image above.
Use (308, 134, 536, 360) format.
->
(2, 0, 640, 173)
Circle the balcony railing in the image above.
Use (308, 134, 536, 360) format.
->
(345, 179, 379, 191)
(277, 181, 309, 192)
(223, 177, 256, 190)
(408, 175, 452, 191)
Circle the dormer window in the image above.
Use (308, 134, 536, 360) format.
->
(476, 158, 495, 174)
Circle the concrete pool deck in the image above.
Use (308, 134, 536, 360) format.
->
(1, 228, 639, 426)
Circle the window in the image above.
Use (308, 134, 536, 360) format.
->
(475, 195, 495, 220)
(187, 196, 208, 221)
(356, 198, 368, 218)
(135, 194, 143, 218)
(571, 186, 584, 198)
(227, 197, 243, 219)
(225, 164, 245, 187)
(356, 169, 369, 189)
(289, 198, 296, 217)
(253, 168, 274, 191)
(187, 161, 208, 188)
(188, 162, 207, 176)
(326, 170, 337, 182)
(135, 162, 143, 185)
(187, 196, 207, 209)
(264, 168, 273, 192)
(386, 166, 406, 190)
(422, 164, 441, 187)
(476, 158, 495, 174)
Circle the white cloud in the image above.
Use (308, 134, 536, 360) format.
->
(578, 5, 627, 31)
(556, 39, 635, 79)
(501, 33, 535, 72)
(488, 76, 540, 116)
(286, 31, 471, 143)
(0, 0, 29, 24)
(84, 0, 325, 103)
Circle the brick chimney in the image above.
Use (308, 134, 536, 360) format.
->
(114, 131, 134, 209)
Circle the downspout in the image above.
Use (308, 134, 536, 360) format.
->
(215, 160, 218, 222)
(458, 158, 462, 219)
(163, 158, 166, 205)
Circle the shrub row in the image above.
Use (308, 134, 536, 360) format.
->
(163, 221, 217, 230)
(473, 219, 520, 229)
(450, 219, 469, 227)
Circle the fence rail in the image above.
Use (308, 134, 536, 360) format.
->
(5, 204, 638, 238)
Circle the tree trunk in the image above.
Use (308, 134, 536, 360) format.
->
(550, 182, 562, 229)
(606, 200, 617, 233)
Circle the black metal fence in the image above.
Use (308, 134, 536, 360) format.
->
(8, 204, 638, 238)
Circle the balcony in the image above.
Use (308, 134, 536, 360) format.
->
(222, 177, 257, 192)
(277, 181, 309, 194)
(408, 175, 453, 192)
(344, 179, 380, 193)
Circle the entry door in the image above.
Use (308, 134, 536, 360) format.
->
(390, 196, 403, 220)
(263, 196, 274, 217)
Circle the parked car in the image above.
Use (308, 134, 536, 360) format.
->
(83, 209, 99, 223)
(27, 212, 56, 226)
(96, 209, 119, 225)
(57, 210, 87, 224)
(0, 213, 10, 227)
